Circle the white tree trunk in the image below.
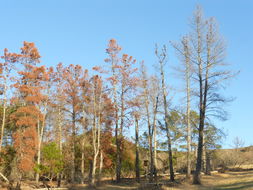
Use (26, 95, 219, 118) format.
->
(99, 151, 103, 182)
(81, 139, 85, 184)
(0, 79, 7, 153)
(185, 37, 192, 179)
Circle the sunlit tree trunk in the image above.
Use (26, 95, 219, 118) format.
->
(119, 71, 125, 182)
(36, 121, 41, 183)
(91, 77, 102, 186)
(153, 124, 158, 171)
(71, 113, 76, 182)
(57, 108, 63, 187)
(91, 96, 98, 185)
(142, 70, 154, 182)
(0, 77, 7, 153)
(152, 97, 158, 180)
(0, 172, 9, 183)
(81, 139, 85, 184)
(184, 37, 192, 179)
(98, 151, 103, 182)
(36, 105, 47, 183)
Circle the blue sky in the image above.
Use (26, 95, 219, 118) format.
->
(0, 0, 252, 148)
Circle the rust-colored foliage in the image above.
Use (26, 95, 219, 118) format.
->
(101, 132, 115, 169)
(11, 42, 46, 174)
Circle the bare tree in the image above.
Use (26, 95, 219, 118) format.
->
(232, 136, 245, 149)
(184, 7, 236, 184)
(184, 38, 192, 179)
(155, 45, 175, 182)
(171, 36, 193, 179)
(139, 63, 160, 182)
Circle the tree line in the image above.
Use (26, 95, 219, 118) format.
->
(0, 6, 235, 187)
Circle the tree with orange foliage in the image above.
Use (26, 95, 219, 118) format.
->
(78, 68, 90, 184)
(102, 39, 121, 182)
(11, 42, 43, 181)
(35, 66, 54, 183)
(102, 39, 138, 182)
(61, 64, 83, 183)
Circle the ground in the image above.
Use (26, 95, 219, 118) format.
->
(69, 170, 253, 190)
(190, 170, 253, 190)
(2, 171, 253, 190)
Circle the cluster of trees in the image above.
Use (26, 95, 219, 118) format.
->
(0, 7, 234, 187)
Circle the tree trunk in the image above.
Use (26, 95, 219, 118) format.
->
(36, 124, 41, 183)
(91, 117, 97, 186)
(193, 120, 204, 184)
(144, 83, 154, 182)
(36, 112, 46, 183)
(158, 47, 175, 182)
(153, 121, 158, 177)
(193, 37, 209, 184)
(91, 100, 97, 186)
(148, 133, 154, 182)
(115, 125, 121, 182)
(135, 115, 140, 183)
(202, 134, 206, 173)
(57, 108, 63, 187)
(71, 111, 76, 183)
(111, 61, 121, 183)
(91, 87, 102, 186)
(81, 139, 85, 184)
(88, 160, 93, 183)
(91, 151, 98, 185)
(98, 151, 103, 183)
(0, 172, 9, 183)
(165, 125, 175, 181)
(118, 81, 125, 183)
(0, 80, 7, 153)
(152, 96, 158, 181)
(185, 37, 192, 179)
(205, 150, 211, 175)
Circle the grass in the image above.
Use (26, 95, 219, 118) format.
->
(3, 170, 253, 190)
(166, 170, 253, 190)
(68, 170, 253, 190)
(201, 170, 253, 190)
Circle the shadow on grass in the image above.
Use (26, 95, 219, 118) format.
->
(212, 181, 253, 190)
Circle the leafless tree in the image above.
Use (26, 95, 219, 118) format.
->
(155, 45, 175, 182)
(171, 36, 193, 179)
(140, 63, 159, 182)
(186, 7, 236, 184)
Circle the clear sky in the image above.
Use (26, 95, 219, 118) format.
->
(0, 0, 252, 148)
